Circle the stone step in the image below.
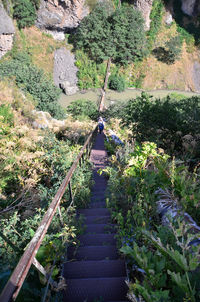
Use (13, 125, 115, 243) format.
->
(63, 260, 126, 279)
(83, 215, 110, 224)
(68, 245, 119, 261)
(63, 277, 128, 302)
(91, 193, 106, 200)
(78, 208, 110, 216)
(79, 233, 116, 246)
(85, 223, 116, 234)
(89, 201, 106, 208)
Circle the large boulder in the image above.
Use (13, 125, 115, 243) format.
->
(53, 47, 78, 95)
(134, 0, 153, 30)
(36, 0, 89, 40)
(181, 0, 200, 17)
(0, 3, 15, 59)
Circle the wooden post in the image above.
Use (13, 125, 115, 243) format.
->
(103, 57, 111, 91)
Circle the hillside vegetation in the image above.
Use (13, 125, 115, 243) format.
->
(1, 0, 200, 301)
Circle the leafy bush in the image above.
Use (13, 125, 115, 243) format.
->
(111, 93, 200, 155)
(108, 74, 125, 92)
(0, 52, 65, 119)
(75, 50, 105, 89)
(67, 99, 98, 120)
(147, 0, 164, 50)
(13, 0, 37, 29)
(105, 141, 200, 302)
(0, 104, 14, 127)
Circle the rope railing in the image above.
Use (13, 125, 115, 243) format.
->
(0, 125, 98, 302)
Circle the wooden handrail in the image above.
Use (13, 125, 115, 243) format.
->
(0, 125, 98, 302)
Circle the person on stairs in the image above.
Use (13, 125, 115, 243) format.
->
(98, 116, 104, 134)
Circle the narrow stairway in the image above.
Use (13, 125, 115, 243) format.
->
(63, 132, 128, 302)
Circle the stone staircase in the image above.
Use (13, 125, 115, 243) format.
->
(63, 133, 128, 302)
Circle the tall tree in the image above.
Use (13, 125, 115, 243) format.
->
(74, 4, 147, 66)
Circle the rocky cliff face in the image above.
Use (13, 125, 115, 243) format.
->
(0, 3, 15, 59)
(181, 0, 200, 17)
(134, 0, 153, 30)
(36, 0, 89, 40)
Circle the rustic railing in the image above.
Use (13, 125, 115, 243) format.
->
(0, 125, 98, 302)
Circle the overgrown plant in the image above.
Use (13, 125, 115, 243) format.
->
(104, 138, 200, 301)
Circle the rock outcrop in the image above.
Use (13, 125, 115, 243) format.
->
(36, 0, 89, 40)
(181, 0, 200, 17)
(134, 0, 153, 30)
(0, 3, 15, 59)
(54, 47, 78, 95)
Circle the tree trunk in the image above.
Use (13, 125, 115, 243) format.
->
(103, 57, 111, 91)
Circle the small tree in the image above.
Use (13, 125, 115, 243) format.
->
(67, 99, 98, 119)
(13, 0, 37, 29)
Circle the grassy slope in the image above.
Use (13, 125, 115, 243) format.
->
(13, 26, 68, 76)
(137, 13, 200, 91)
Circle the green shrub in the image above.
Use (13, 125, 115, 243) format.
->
(108, 74, 125, 92)
(0, 52, 64, 120)
(120, 93, 200, 154)
(75, 50, 103, 89)
(147, 0, 164, 50)
(0, 104, 14, 126)
(67, 99, 98, 120)
(13, 0, 37, 29)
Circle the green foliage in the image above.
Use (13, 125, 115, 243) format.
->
(0, 104, 14, 128)
(121, 93, 200, 154)
(0, 52, 64, 119)
(109, 6, 147, 65)
(13, 0, 37, 29)
(147, 0, 164, 50)
(105, 140, 200, 302)
(75, 50, 105, 89)
(74, 3, 114, 63)
(108, 74, 125, 92)
(0, 128, 93, 299)
(164, 35, 182, 64)
(74, 4, 147, 65)
(67, 99, 98, 120)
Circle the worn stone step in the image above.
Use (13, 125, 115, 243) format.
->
(85, 223, 116, 234)
(63, 260, 126, 279)
(63, 277, 128, 302)
(89, 201, 106, 208)
(68, 245, 119, 261)
(78, 208, 110, 216)
(91, 197, 106, 203)
(83, 215, 110, 224)
(79, 233, 116, 246)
